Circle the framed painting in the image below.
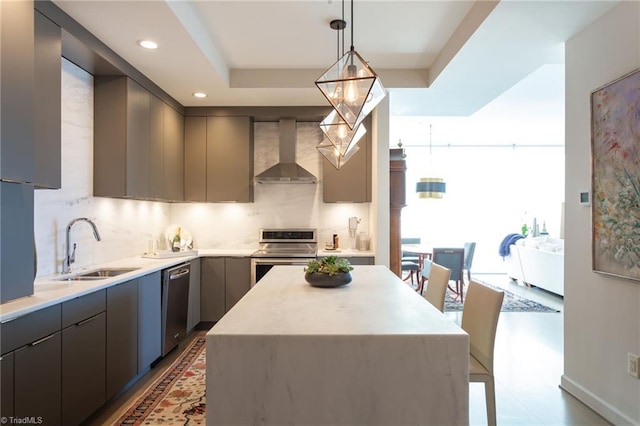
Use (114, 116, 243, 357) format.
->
(591, 68, 640, 281)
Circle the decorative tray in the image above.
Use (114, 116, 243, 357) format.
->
(142, 249, 198, 259)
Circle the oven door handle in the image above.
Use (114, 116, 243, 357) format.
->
(251, 259, 313, 265)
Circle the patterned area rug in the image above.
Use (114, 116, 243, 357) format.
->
(426, 281, 560, 313)
(115, 337, 206, 425)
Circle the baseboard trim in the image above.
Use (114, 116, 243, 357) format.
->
(560, 375, 639, 426)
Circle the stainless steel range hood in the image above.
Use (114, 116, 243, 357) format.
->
(254, 118, 317, 184)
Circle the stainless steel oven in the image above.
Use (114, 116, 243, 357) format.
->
(250, 228, 317, 287)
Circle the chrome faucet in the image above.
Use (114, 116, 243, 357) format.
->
(63, 218, 102, 274)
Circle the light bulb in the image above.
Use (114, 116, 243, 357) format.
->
(337, 123, 348, 139)
(344, 64, 359, 104)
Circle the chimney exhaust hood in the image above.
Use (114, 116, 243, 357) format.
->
(254, 118, 317, 184)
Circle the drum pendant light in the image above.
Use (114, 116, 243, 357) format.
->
(416, 124, 447, 199)
(315, 0, 385, 131)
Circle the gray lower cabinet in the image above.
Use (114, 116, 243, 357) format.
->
(106, 279, 138, 399)
(14, 331, 62, 425)
(0, 352, 14, 418)
(343, 256, 375, 265)
(138, 272, 161, 371)
(225, 257, 251, 311)
(0, 181, 35, 303)
(187, 258, 201, 331)
(201, 257, 226, 322)
(0, 304, 61, 423)
(201, 257, 251, 321)
(61, 290, 106, 426)
(323, 115, 372, 203)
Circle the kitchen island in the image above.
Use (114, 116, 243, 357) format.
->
(206, 265, 469, 425)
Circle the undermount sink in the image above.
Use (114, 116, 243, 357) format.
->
(55, 267, 140, 281)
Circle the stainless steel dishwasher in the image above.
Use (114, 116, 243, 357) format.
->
(161, 262, 191, 356)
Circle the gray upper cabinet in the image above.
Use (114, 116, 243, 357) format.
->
(323, 115, 372, 203)
(149, 95, 165, 199)
(163, 103, 184, 202)
(207, 116, 253, 202)
(184, 117, 207, 202)
(0, 0, 35, 184)
(33, 10, 61, 190)
(94, 76, 183, 202)
(184, 116, 254, 203)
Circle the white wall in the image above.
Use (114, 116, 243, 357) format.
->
(34, 59, 371, 277)
(562, 3, 640, 424)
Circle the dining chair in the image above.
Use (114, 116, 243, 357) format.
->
(422, 262, 450, 312)
(463, 242, 476, 283)
(431, 247, 465, 302)
(401, 237, 421, 285)
(462, 280, 504, 426)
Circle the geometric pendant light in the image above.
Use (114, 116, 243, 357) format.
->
(315, 0, 386, 130)
(317, 138, 361, 170)
(319, 109, 366, 158)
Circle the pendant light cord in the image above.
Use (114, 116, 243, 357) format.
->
(350, 0, 354, 52)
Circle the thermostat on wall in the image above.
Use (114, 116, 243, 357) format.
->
(580, 191, 590, 206)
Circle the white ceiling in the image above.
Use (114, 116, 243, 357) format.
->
(53, 0, 618, 116)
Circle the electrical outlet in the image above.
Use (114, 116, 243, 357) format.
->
(628, 353, 639, 379)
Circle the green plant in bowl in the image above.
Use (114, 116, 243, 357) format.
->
(304, 256, 353, 287)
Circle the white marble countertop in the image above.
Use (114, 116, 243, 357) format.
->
(0, 249, 375, 322)
(210, 265, 460, 336)
(0, 252, 200, 322)
(316, 248, 374, 257)
(206, 265, 469, 425)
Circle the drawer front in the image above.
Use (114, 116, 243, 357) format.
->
(0, 304, 61, 355)
(62, 290, 106, 329)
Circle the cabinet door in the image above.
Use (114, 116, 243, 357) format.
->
(187, 258, 202, 331)
(184, 116, 207, 202)
(106, 279, 138, 399)
(138, 272, 161, 371)
(62, 312, 106, 426)
(201, 258, 225, 322)
(126, 79, 151, 199)
(0, 352, 14, 418)
(343, 256, 374, 265)
(206, 116, 253, 202)
(148, 95, 165, 199)
(94, 76, 127, 197)
(163, 104, 184, 201)
(225, 257, 251, 311)
(323, 116, 372, 203)
(33, 10, 61, 189)
(0, 182, 34, 303)
(14, 332, 61, 425)
(0, 0, 34, 184)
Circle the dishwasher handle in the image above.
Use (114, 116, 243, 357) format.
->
(168, 267, 190, 280)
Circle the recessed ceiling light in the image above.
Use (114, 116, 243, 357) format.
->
(137, 39, 158, 50)
(193, 92, 208, 98)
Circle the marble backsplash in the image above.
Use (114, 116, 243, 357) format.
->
(34, 60, 369, 277)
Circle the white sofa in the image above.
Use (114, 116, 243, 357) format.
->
(504, 237, 564, 297)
